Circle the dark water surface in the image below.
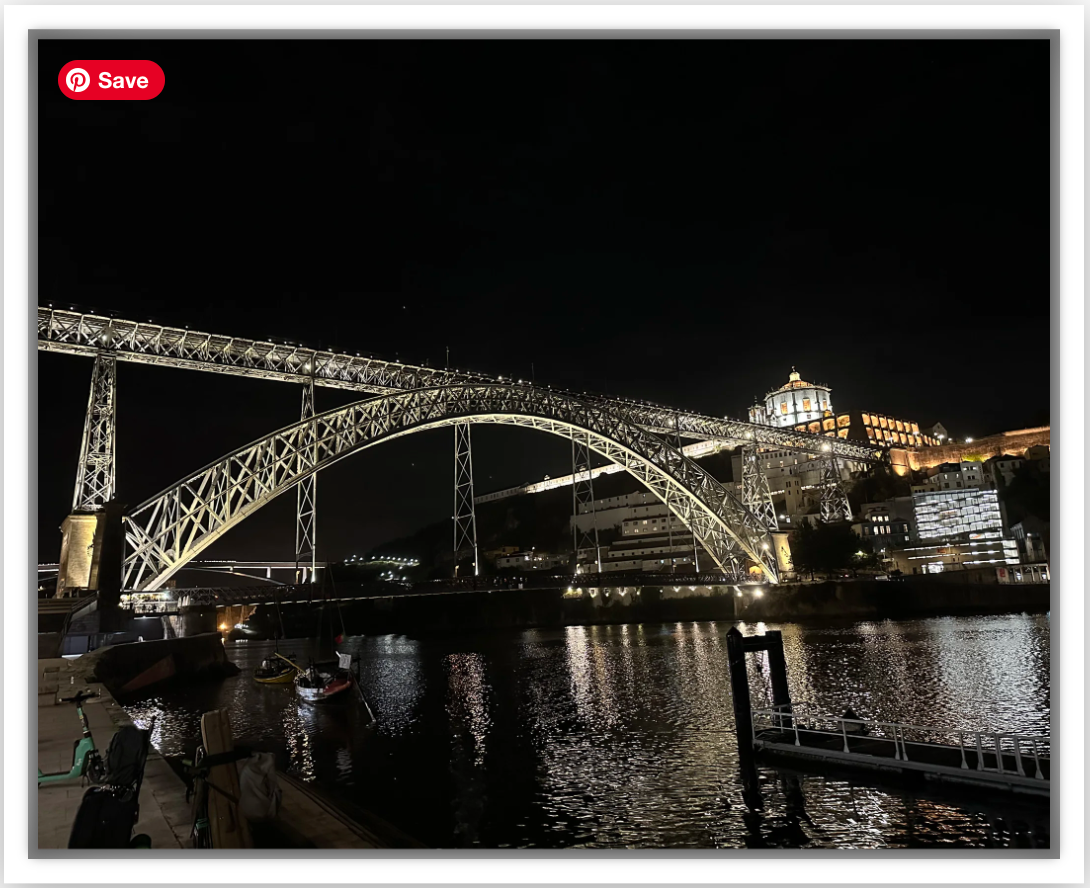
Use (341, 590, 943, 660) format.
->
(122, 615, 1050, 848)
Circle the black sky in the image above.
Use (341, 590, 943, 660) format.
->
(36, 39, 1050, 562)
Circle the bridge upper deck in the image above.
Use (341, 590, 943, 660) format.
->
(38, 307, 879, 462)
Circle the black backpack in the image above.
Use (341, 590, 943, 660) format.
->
(103, 726, 150, 798)
(68, 787, 140, 848)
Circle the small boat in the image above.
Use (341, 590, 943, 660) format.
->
(254, 653, 298, 684)
(294, 660, 353, 703)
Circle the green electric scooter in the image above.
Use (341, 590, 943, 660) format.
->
(38, 689, 106, 787)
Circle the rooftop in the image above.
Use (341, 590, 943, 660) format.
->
(765, 366, 831, 398)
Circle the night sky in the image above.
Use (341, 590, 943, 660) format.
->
(36, 39, 1049, 563)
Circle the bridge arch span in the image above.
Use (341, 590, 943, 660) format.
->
(122, 385, 779, 591)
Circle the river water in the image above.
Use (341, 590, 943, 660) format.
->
(121, 614, 1050, 848)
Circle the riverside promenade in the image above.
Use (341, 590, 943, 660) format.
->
(37, 658, 189, 849)
(36, 656, 418, 850)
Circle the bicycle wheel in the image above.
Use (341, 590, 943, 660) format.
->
(191, 756, 213, 848)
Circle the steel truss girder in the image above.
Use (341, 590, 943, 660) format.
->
(295, 379, 317, 583)
(453, 423, 479, 575)
(121, 385, 774, 591)
(39, 307, 879, 463)
(819, 452, 853, 523)
(38, 307, 490, 397)
(72, 353, 117, 511)
(571, 431, 601, 572)
(740, 446, 779, 533)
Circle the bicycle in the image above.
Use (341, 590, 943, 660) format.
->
(181, 744, 253, 848)
(38, 689, 105, 787)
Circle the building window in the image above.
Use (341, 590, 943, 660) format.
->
(802, 398, 811, 411)
(862, 413, 871, 425)
(780, 403, 788, 415)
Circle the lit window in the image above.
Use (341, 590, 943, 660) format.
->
(803, 398, 812, 411)
(862, 413, 871, 425)
(780, 403, 788, 415)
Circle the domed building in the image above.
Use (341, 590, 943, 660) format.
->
(748, 367, 833, 429)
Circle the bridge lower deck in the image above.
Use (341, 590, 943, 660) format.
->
(753, 727, 1049, 798)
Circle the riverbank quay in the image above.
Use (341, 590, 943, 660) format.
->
(37, 657, 419, 849)
(258, 578, 1048, 636)
(37, 658, 190, 849)
(734, 578, 1049, 622)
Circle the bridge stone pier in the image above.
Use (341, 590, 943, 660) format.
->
(55, 512, 105, 597)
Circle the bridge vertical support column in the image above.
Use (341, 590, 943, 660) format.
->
(571, 431, 601, 574)
(668, 413, 704, 575)
(295, 378, 317, 584)
(818, 450, 853, 524)
(57, 353, 118, 598)
(740, 445, 779, 533)
(453, 423, 479, 576)
(72, 352, 118, 512)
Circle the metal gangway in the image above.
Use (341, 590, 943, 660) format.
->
(750, 703, 1050, 798)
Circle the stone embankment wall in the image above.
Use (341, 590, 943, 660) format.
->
(735, 579, 1049, 622)
(291, 580, 1048, 636)
(907, 426, 1050, 471)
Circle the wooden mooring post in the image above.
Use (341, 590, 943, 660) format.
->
(200, 709, 253, 849)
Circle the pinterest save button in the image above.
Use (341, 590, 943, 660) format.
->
(58, 60, 165, 100)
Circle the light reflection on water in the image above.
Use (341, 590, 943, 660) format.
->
(123, 614, 1049, 848)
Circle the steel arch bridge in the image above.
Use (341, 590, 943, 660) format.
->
(122, 384, 781, 591)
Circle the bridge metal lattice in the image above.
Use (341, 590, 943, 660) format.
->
(295, 378, 317, 583)
(740, 445, 779, 533)
(819, 452, 853, 523)
(72, 353, 117, 512)
(39, 307, 880, 463)
(664, 412, 701, 571)
(121, 385, 776, 591)
(453, 423, 479, 576)
(571, 430, 601, 573)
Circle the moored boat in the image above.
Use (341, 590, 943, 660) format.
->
(254, 653, 298, 684)
(294, 662, 353, 703)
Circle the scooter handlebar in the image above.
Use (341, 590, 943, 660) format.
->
(59, 690, 99, 704)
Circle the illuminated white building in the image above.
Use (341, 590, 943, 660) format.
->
(749, 367, 833, 429)
(913, 487, 1004, 540)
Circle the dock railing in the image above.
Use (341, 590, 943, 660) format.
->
(752, 703, 1049, 781)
